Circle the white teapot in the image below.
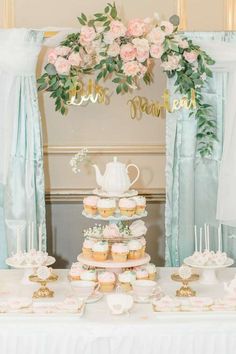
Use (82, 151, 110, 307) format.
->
(93, 156, 140, 195)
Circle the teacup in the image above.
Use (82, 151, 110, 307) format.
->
(132, 280, 160, 300)
(106, 294, 133, 315)
(71, 280, 99, 298)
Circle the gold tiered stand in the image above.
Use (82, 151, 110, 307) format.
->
(29, 273, 58, 298)
(171, 273, 199, 297)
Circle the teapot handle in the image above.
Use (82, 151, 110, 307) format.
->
(126, 164, 140, 188)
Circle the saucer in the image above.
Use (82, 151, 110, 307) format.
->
(86, 292, 103, 304)
(132, 294, 152, 304)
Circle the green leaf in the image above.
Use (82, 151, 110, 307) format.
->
(45, 63, 57, 75)
(116, 84, 122, 94)
(78, 17, 86, 25)
(112, 77, 121, 83)
(61, 106, 66, 115)
(38, 82, 47, 91)
(105, 6, 109, 13)
(81, 13, 87, 21)
(96, 71, 103, 82)
(111, 6, 117, 19)
(169, 15, 180, 26)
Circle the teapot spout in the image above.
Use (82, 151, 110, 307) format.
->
(93, 164, 103, 188)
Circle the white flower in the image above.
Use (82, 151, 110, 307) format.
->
(70, 148, 88, 174)
(201, 73, 207, 81)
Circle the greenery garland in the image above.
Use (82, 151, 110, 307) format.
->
(38, 2, 216, 156)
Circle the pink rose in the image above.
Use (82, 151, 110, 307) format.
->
(122, 61, 140, 77)
(127, 18, 146, 37)
(161, 55, 180, 71)
(47, 49, 57, 64)
(103, 31, 115, 44)
(110, 20, 127, 39)
(68, 52, 81, 66)
(132, 38, 149, 50)
(54, 57, 71, 75)
(160, 21, 174, 35)
(55, 46, 71, 57)
(183, 50, 198, 63)
(147, 27, 165, 44)
(120, 43, 136, 62)
(80, 26, 96, 44)
(107, 42, 120, 57)
(176, 38, 189, 49)
(136, 48, 149, 63)
(150, 44, 164, 59)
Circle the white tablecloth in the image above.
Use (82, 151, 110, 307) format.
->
(0, 267, 236, 354)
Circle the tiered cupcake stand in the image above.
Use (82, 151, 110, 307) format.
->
(78, 190, 150, 274)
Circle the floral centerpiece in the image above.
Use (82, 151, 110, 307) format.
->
(38, 2, 216, 156)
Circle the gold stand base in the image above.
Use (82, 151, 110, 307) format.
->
(171, 273, 199, 297)
(176, 285, 196, 297)
(33, 285, 54, 299)
(29, 273, 58, 299)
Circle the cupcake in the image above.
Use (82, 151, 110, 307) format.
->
(119, 198, 136, 217)
(83, 196, 100, 215)
(111, 243, 129, 262)
(127, 240, 142, 259)
(118, 271, 136, 292)
(139, 237, 146, 256)
(135, 267, 149, 280)
(80, 269, 97, 282)
(98, 271, 116, 292)
(82, 239, 95, 259)
(145, 263, 157, 280)
(69, 262, 86, 281)
(97, 199, 116, 218)
(92, 241, 109, 261)
(132, 196, 146, 215)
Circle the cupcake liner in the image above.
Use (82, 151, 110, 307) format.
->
(112, 252, 128, 262)
(128, 250, 142, 260)
(82, 248, 93, 259)
(84, 205, 97, 215)
(99, 282, 115, 293)
(92, 251, 108, 261)
(119, 208, 136, 217)
(120, 282, 132, 292)
(136, 206, 146, 215)
(98, 208, 115, 218)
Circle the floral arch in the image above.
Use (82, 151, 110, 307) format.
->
(38, 3, 215, 156)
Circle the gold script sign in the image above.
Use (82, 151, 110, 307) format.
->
(127, 88, 196, 119)
(68, 79, 110, 106)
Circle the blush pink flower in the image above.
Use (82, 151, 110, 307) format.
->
(127, 18, 146, 37)
(147, 27, 165, 44)
(150, 44, 164, 59)
(175, 37, 189, 49)
(132, 38, 149, 50)
(110, 20, 127, 39)
(68, 52, 81, 66)
(48, 49, 58, 64)
(122, 61, 140, 77)
(136, 48, 149, 63)
(160, 21, 174, 35)
(161, 55, 180, 71)
(54, 57, 71, 75)
(80, 26, 96, 44)
(120, 43, 136, 62)
(55, 46, 71, 57)
(183, 50, 198, 63)
(107, 42, 120, 57)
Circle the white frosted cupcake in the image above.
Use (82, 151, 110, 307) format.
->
(97, 199, 116, 218)
(111, 243, 129, 262)
(127, 240, 142, 260)
(139, 236, 146, 256)
(92, 241, 109, 261)
(80, 269, 97, 282)
(119, 198, 136, 217)
(98, 271, 116, 292)
(82, 239, 95, 259)
(132, 196, 146, 215)
(83, 196, 100, 215)
(135, 267, 149, 280)
(69, 262, 86, 281)
(145, 263, 157, 280)
(118, 271, 136, 292)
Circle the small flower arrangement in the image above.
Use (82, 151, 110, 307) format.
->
(70, 147, 89, 174)
(38, 2, 215, 156)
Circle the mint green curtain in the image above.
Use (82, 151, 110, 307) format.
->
(165, 32, 236, 267)
(0, 29, 47, 267)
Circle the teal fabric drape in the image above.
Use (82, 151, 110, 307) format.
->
(0, 29, 47, 267)
(165, 32, 236, 267)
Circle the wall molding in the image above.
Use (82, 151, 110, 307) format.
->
(224, 0, 236, 30)
(176, 0, 187, 31)
(45, 188, 166, 203)
(43, 144, 165, 155)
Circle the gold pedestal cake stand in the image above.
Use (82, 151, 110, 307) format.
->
(171, 273, 199, 297)
(29, 273, 58, 298)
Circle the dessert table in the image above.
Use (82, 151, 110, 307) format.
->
(0, 267, 236, 354)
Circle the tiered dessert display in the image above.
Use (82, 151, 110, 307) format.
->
(184, 224, 234, 284)
(70, 157, 157, 292)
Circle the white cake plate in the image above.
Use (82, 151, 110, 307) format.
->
(82, 210, 147, 222)
(77, 253, 150, 273)
(6, 256, 56, 284)
(93, 189, 138, 198)
(184, 257, 234, 285)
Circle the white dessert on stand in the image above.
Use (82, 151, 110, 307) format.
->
(184, 224, 234, 284)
